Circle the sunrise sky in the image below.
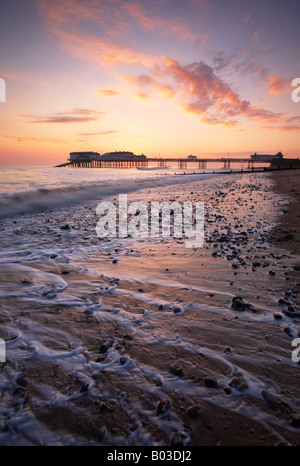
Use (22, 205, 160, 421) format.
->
(0, 0, 299, 165)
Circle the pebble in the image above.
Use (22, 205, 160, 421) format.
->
(231, 296, 250, 311)
(224, 386, 232, 395)
(283, 309, 300, 318)
(97, 426, 107, 440)
(120, 356, 128, 365)
(99, 339, 114, 353)
(224, 346, 232, 353)
(204, 376, 218, 388)
(80, 384, 89, 393)
(290, 415, 300, 428)
(284, 326, 293, 336)
(278, 297, 290, 305)
(187, 405, 200, 418)
(157, 399, 171, 415)
(173, 306, 184, 315)
(261, 389, 279, 410)
(229, 374, 248, 391)
(170, 432, 185, 446)
(169, 363, 183, 377)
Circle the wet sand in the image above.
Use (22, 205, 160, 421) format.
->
(269, 169, 300, 254)
(0, 171, 300, 446)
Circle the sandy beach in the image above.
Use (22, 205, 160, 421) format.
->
(0, 169, 300, 446)
(269, 170, 300, 255)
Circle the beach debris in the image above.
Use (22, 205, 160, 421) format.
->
(156, 399, 171, 416)
(231, 296, 251, 311)
(60, 224, 70, 230)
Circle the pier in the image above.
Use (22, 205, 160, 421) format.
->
(55, 157, 259, 169)
(55, 152, 300, 170)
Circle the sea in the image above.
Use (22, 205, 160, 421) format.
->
(0, 165, 220, 217)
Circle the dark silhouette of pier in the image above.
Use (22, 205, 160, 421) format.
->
(55, 154, 300, 170)
(55, 157, 264, 169)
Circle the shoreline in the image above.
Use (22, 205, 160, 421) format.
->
(0, 171, 300, 446)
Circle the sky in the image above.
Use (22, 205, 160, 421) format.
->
(0, 0, 299, 165)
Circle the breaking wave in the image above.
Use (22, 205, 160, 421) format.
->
(0, 173, 217, 218)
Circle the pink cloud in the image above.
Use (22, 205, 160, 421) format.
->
(37, 0, 210, 70)
(150, 58, 286, 127)
(243, 14, 254, 27)
(97, 89, 120, 96)
(262, 116, 300, 131)
(250, 30, 261, 45)
(124, 73, 176, 98)
(79, 130, 117, 135)
(161, 58, 252, 124)
(24, 108, 104, 124)
(45, 27, 158, 67)
(266, 73, 292, 94)
(1, 135, 69, 143)
(196, 32, 213, 48)
(121, 1, 196, 41)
